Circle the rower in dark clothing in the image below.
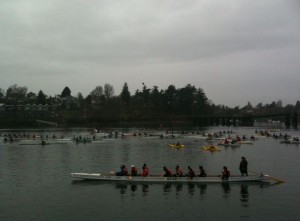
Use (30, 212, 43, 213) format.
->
(163, 166, 173, 177)
(186, 166, 196, 178)
(198, 166, 207, 177)
(116, 165, 128, 176)
(130, 165, 138, 176)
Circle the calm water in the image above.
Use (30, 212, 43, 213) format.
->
(0, 127, 300, 221)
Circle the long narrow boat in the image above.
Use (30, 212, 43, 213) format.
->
(71, 173, 270, 183)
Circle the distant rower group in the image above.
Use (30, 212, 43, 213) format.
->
(115, 156, 248, 180)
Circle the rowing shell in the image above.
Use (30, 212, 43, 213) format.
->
(71, 173, 270, 183)
(169, 144, 185, 148)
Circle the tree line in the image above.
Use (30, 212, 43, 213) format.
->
(0, 83, 299, 127)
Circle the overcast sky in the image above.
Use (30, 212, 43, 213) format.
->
(1, 0, 299, 107)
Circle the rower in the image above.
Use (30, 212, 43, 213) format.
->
(140, 163, 149, 177)
(174, 165, 184, 177)
(163, 166, 172, 177)
(221, 166, 230, 180)
(186, 166, 196, 178)
(130, 165, 138, 176)
(198, 166, 207, 177)
(116, 165, 128, 176)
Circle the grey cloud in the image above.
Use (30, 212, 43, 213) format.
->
(0, 0, 299, 107)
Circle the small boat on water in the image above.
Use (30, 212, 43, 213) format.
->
(202, 146, 221, 151)
(240, 140, 254, 144)
(71, 173, 270, 183)
(169, 144, 185, 148)
(218, 142, 241, 147)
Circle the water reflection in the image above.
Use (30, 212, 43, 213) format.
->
(198, 184, 207, 195)
(114, 183, 150, 195)
(112, 182, 219, 196)
(240, 184, 249, 207)
(71, 180, 270, 206)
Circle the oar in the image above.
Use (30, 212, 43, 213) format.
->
(249, 170, 286, 183)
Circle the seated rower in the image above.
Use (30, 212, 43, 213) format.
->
(116, 165, 128, 176)
(163, 166, 173, 177)
(174, 165, 184, 177)
(186, 166, 196, 178)
(140, 163, 149, 177)
(130, 165, 138, 176)
(198, 166, 207, 177)
(221, 166, 230, 180)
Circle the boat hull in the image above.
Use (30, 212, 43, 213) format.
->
(71, 173, 269, 183)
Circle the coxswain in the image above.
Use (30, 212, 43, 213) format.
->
(163, 166, 172, 177)
(221, 166, 230, 180)
(239, 156, 248, 176)
(141, 163, 149, 177)
(186, 166, 196, 178)
(130, 165, 138, 176)
(198, 166, 207, 177)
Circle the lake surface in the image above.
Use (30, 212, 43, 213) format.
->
(0, 127, 300, 221)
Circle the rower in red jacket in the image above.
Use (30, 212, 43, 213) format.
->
(141, 163, 149, 177)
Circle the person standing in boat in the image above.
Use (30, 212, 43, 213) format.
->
(186, 166, 196, 178)
(221, 166, 230, 180)
(239, 157, 248, 176)
(116, 165, 128, 176)
(140, 163, 149, 177)
(130, 165, 138, 176)
(198, 166, 207, 177)
(174, 165, 184, 177)
(163, 166, 173, 177)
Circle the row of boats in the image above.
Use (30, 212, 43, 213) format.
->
(1, 129, 299, 146)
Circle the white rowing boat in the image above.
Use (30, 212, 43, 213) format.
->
(71, 173, 270, 183)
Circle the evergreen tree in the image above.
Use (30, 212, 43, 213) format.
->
(120, 82, 131, 105)
(295, 101, 300, 111)
(61, 87, 71, 97)
(0, 88, 5, 102)
(37, 90, 47, 104)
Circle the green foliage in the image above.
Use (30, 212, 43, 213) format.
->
(120, 82, 131, 105)
(61, 86, 71, 97)
(6, 84, 28, 102)
(37, 90, 47, 104)
(0, 82, 298, 127)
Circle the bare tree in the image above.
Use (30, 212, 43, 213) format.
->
(104, 83, 114, 99)
(90, 86, 103, 97)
